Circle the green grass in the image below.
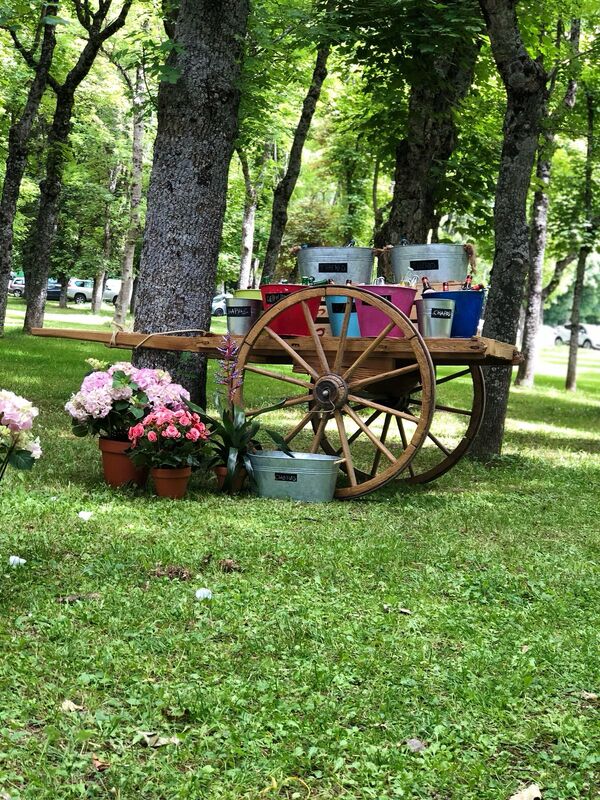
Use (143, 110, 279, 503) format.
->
(0, 327, 599, 799)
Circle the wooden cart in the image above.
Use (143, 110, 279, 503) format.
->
(33, 285, 520, 499)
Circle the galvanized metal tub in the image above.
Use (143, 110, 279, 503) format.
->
(226, 298, 262, 336)
(297, 247, 374, 284)
(391, 244, 468, 283)
(416, 297, 455, 337)
(249, 450, 340, 502)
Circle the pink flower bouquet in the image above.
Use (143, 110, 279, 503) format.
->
(127, 407, 210, 469)
(65, 361, 190, 441)
(0, 389, 42, 484)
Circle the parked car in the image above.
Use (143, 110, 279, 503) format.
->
(8, 276, 25, 296)
(211, 292, 233, 316)
(67, 278, 93, 304)
(46, 279, 62, 300)
(103, 279, 122, 305)
(554, 323, 600, 349)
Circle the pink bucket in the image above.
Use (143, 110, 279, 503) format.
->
(355, 285, 416, 338)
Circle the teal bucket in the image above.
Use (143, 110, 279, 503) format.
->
(326, 295, 361, 336)
(249, 451, 340, 502)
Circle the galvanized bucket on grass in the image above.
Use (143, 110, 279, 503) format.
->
(391, 244, 468, 284)
(226, 298, 262, 336)
(297, 247, 374, 284)
(249, 450, 340, 502)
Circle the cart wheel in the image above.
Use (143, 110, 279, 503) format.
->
(236, 286, 436, 499)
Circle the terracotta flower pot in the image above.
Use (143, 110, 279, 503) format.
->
(99, 438, 148, 488)
(213, 465, 247, 493)
(151, 466, 192, 499)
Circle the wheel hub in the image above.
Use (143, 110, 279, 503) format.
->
(314, 374, 348, 410)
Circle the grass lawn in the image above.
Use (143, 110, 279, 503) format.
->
(0, 325, 599, 799)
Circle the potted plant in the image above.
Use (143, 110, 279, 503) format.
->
(0, 389, 42, 487)
(64, 359, 190, 487)
(188, 335, 290, 493)
(127, 407, 210, 499)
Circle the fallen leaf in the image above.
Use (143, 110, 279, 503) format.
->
(405, 737, 427, 753)
(137, 731, 180, 748)
(509, 784, 542, 800)
(78, 511, 93, 521)
(151, 565, 191, 581)
(57, 593, 101, 604)
(195, 587, 212, 601)
(521, 645, 531, 653)
(219, 558, 241, 573)
(1, 792, 12, 800)
(398, 607, 412, 615)
(61, 699, 84, 713)
(580, 691, 599, 702)
(8, 555, 26, 567)
(91, 754, 110, 772)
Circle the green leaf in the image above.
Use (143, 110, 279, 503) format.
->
(43, 15, 70, 26)
(8, 450, 35, 470)
(72, 423, 89, 438)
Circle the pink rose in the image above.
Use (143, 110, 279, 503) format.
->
(162, 424, 181, 439)
(130, 423, 144, 440)
(147, 430, 158, 442)
(186, 428, 200, 442)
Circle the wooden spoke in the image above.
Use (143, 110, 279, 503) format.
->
(396, 417, 415, 478)
(435, 368, 471, 387)
(342, 322, 395, 381)
(309, 413, 330, 453)
(427, 430, 451, 456)
(246, 393, 312, 417)
(347, 394, 421, 425)
(348, 362, 419, 391)
(284, 411, 314, 444)
(370, 413, 392, 476)
(264, 326, 319, 380)
(333, 297, 353, 374)
(329, 408, 382, 456)
(334, 411, 357, 486)
(301, 301, 329, 374)
(244, 364, 313, 390)
(410, 398, 473, 417)
(343, 405, 396, 465)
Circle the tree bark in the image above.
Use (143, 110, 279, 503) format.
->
(0, 7, 57, 335)
(566, 89, 594, 392)
(22, 0, 132, 333)
(114, 65, 145, 327)
(92, 164, 121, 312)
(515, 20, 580, 387)
(381, 41, 481, 246)
(132, 0, 249, 403)
(470, 0, 548, 460)
(260, 45, 329, 285)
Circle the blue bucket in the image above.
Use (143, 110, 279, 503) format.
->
(427, 291, 485, 337)
(326, 295, 361, 336)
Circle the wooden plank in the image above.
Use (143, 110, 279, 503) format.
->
(31, 327, 521, 365)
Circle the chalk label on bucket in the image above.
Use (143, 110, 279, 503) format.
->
(410, 259, 439, 271)
(319, 262, 348, 273)
(265, 292, 288, 305)
(227, 306, 252, 317)
(331, 302, 357, 314)
(274, 472, 298, 482)
(431, 307, 453, 319)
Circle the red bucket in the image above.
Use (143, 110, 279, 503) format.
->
(260, 285, 321, 336)
(355, 285, 416, 338)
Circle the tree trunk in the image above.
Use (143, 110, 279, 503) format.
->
(22, 0, 132, 333)
(132, 0, 249, 403)
(260, 45, 329, 285)
(565, 247, 589, 391)
(58, 273, 68, 308)
(239, 198, 257, 290)
(92, 165, 120, 313)
(515, 20, 580, 386)
(382, 41, 480, 246)
(470, 0, 547, 461)
(114, 65, 145, 327)
(566, 89, 594, 392)
(514, 150, 550, 385)
(0, 9, 57, 335)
